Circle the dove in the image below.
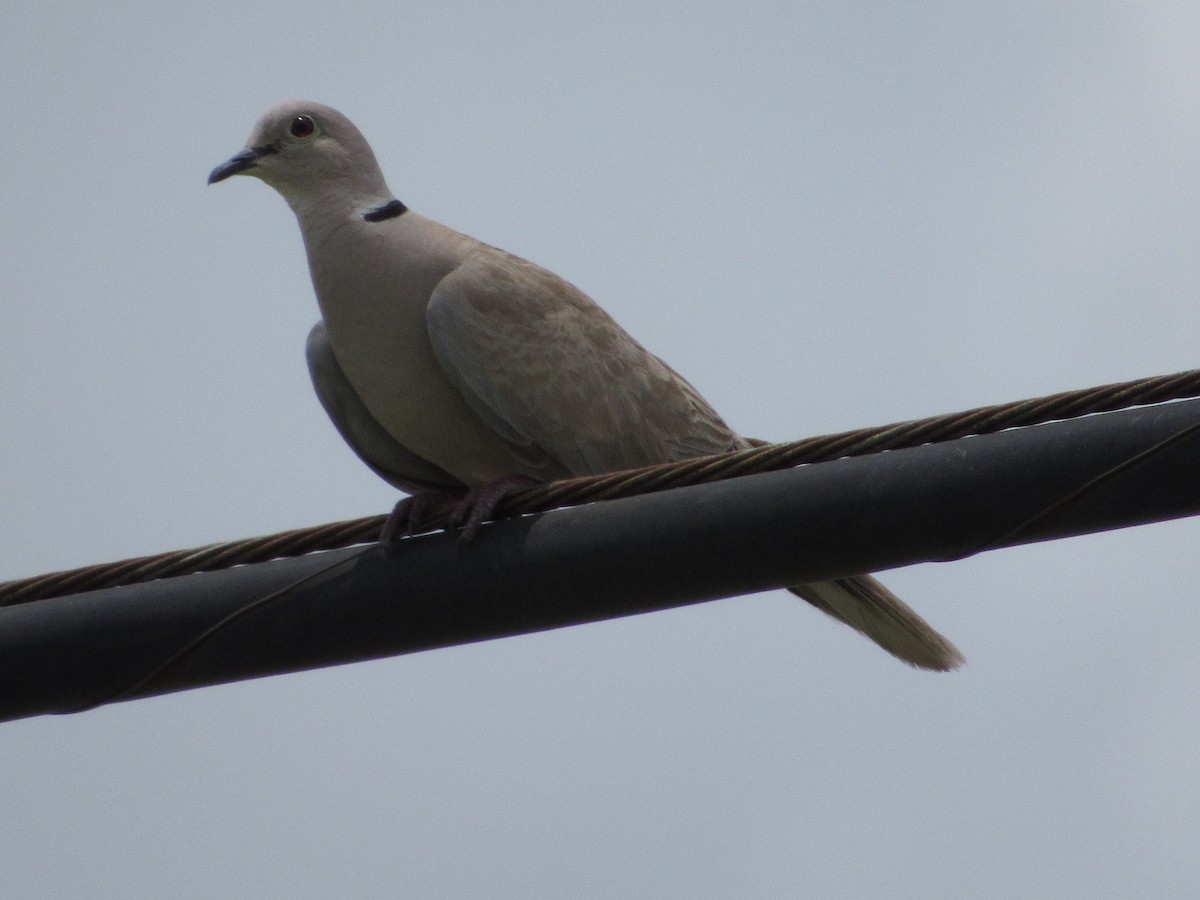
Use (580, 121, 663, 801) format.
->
(209, 101, 963, 670)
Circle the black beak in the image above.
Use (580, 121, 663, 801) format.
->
(208, 144, 278, 185)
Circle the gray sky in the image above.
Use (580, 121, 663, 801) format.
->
(4, 2, 1200, 897)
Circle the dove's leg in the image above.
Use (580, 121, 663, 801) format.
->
(380, 489, 463, 553)
(452, 474, 543, 540)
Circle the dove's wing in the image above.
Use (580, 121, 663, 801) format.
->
(426, 250, 741, 476)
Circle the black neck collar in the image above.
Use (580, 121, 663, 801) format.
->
(362, 199, 408, 222)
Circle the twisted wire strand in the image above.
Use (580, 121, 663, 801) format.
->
(4, 367, 1199, 607)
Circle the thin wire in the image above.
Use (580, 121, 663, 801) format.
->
(65, 547, 376, 712)
(5, 366, 1200, 606)
(949, 418, 1200, 561)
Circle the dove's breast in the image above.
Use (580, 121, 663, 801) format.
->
(302, 210, 566, 485)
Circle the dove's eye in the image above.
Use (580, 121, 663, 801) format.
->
(290, 115, 316, 138)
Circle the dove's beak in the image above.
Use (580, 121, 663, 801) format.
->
(208, 144, 278, 184)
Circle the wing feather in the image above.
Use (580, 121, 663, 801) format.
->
(426, 249, 740, 476)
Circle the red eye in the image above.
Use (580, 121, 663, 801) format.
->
(290, 115, 316, 138)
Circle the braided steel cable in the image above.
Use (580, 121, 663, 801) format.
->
(4, 367, 1200, 606)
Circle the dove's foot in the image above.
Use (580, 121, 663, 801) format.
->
(379, 489, 461, 555)
(452, 474, 542, 541)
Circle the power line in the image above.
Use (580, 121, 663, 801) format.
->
(3, 393, 1200, 722)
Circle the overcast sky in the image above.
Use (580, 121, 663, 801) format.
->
(4, 2, 1200, 897)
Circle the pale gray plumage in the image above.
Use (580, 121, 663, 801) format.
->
(306, 321, 461, 494)
(210, 100, 964, 671)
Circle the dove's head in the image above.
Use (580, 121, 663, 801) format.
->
(209, 101, 391, 214)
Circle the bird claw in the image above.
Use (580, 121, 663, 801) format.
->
(379, 476, 541, 553)
(379, 489, 459, 555)
(450, 474, 542, 541)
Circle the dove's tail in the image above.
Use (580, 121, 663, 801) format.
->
(789, 575, 963, 671)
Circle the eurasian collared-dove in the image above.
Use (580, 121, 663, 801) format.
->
(209, 101, 963, 670)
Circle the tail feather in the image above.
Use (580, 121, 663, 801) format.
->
(789, 575, 964, 671)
